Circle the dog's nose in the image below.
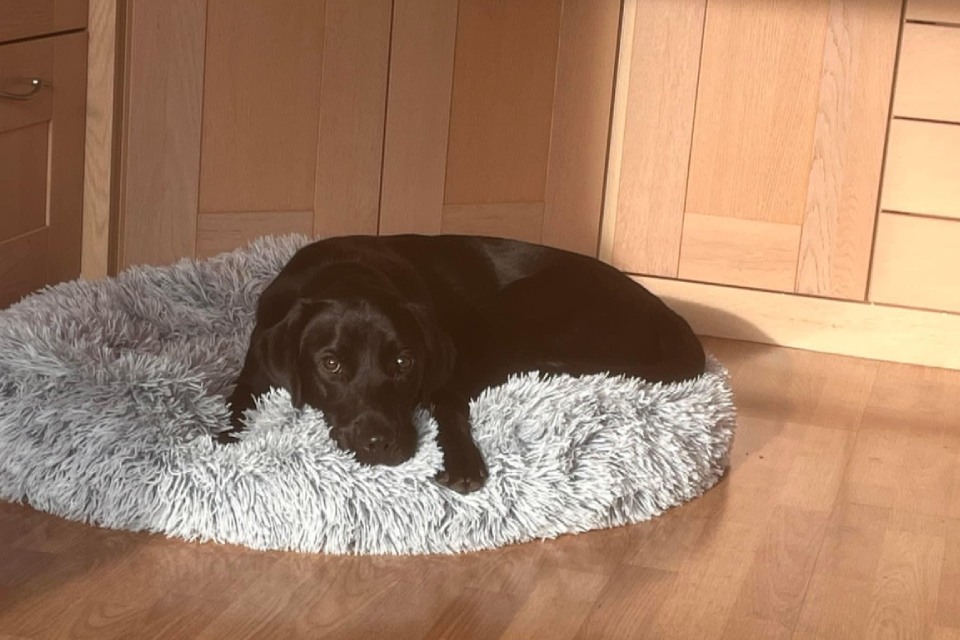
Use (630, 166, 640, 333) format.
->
(350, 414, 403, 464)
(359, 433, 390, 455)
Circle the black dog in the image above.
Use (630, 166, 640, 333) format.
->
(218, 235, 705, 493)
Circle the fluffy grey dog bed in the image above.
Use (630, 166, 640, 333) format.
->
(0, 235, 735, 554)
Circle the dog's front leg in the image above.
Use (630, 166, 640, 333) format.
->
(216, 354, 266, 444)
(431, 388, 488, 493)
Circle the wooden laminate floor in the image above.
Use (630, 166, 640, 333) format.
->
(1, 338, 959, 639)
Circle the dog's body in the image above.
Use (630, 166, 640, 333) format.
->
(221, 235, 705, 493)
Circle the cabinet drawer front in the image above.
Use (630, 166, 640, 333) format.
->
(880, 119, 960, 220)
(0, 38, 54, 131)
(869, 213, 960, 313)
(0, 31, 85, 307)
(906, 0, 960, 25)
(0, 0, 87, 44)
(0, 38, 56, 245)
(894, 24, 960, 123)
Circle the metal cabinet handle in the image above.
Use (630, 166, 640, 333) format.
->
(0, 78, 46, 101)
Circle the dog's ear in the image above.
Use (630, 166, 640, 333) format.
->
(254, 298, 320, 409)
(407, 303, 456, 403)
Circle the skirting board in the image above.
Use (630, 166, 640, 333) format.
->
(637, 276, 960, 371)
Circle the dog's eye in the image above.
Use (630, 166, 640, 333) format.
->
(320, 356, 342, 373)
(395, 354, 414, 372)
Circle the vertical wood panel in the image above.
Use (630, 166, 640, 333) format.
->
(378, 0, 458, 235)
(608, 0, 706, 275)
(796, 0, 901, 300)
(119, 0, 205, 268)
(198, 0, 325, 213)
(541, 0, 620, 256)
(313, 0, 391, 239)
(687, 0, 830, 225)
(81, 0, 116, 279)
(598, 0, 636, 265)
(443, 0, 562, 206)
(47, 31, 87, 284)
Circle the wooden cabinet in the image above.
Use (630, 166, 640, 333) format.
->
(606, 0, 901, 300)
(603, 0, 960, 369)
(0, 1, 87, 308)
(117, 0, 391, 267)
(117, 0, 619, 268)
(79, 0, 960, 367)
(870, 14, 960, 314)
(378, 0, 619, 255)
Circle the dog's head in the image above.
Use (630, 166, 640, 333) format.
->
(255, 286, 454, 466)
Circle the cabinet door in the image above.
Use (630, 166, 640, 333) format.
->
(0, 33, 87, 308)
(378, 0, 620, 255)
(608, 0, 901, 299)
(117, 0, 392, 267)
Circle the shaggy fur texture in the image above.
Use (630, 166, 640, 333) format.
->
(0, 235, 736, 554)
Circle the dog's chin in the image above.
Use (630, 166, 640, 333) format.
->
(331, 432, 417, 467)
(355, 450, 413, 467)
(350, 444, 416, 467)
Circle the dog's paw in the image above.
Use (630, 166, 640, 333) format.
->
(435, 445, 488, 494)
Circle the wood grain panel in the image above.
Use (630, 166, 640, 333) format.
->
(118, 0, 205, 268)
(443, 0, 562, 206)
(198, 0, 324, 213)
(0, 123, 48, 243)
(500, 567, 607, 640)
(541, 0, 620, 256)
(0, 0, 86, 43)
(894, 23, 960, 124)
(598, 0, 636, 266)
(639, 275, 960, 370)
(796, 0, 901, 300)
(869, 213, 960, 314)
(81, 0, 117, 279)
(196, 211, 313, 258)
(313, 0, 391, 239)
(687, 0, 830, 225)
(679, 214, 800, 292)
(608, 0, 707, 275)
(440, 202, 543, 243)
(0, 228, 47, 309)
(907, 0, 960, 25)
(880, 119, 960, 220)
(0, 38, 54, 132)
(47, 31, 87, 285)
(865, 530, 945, 639)
(378, 0, 458, 235)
